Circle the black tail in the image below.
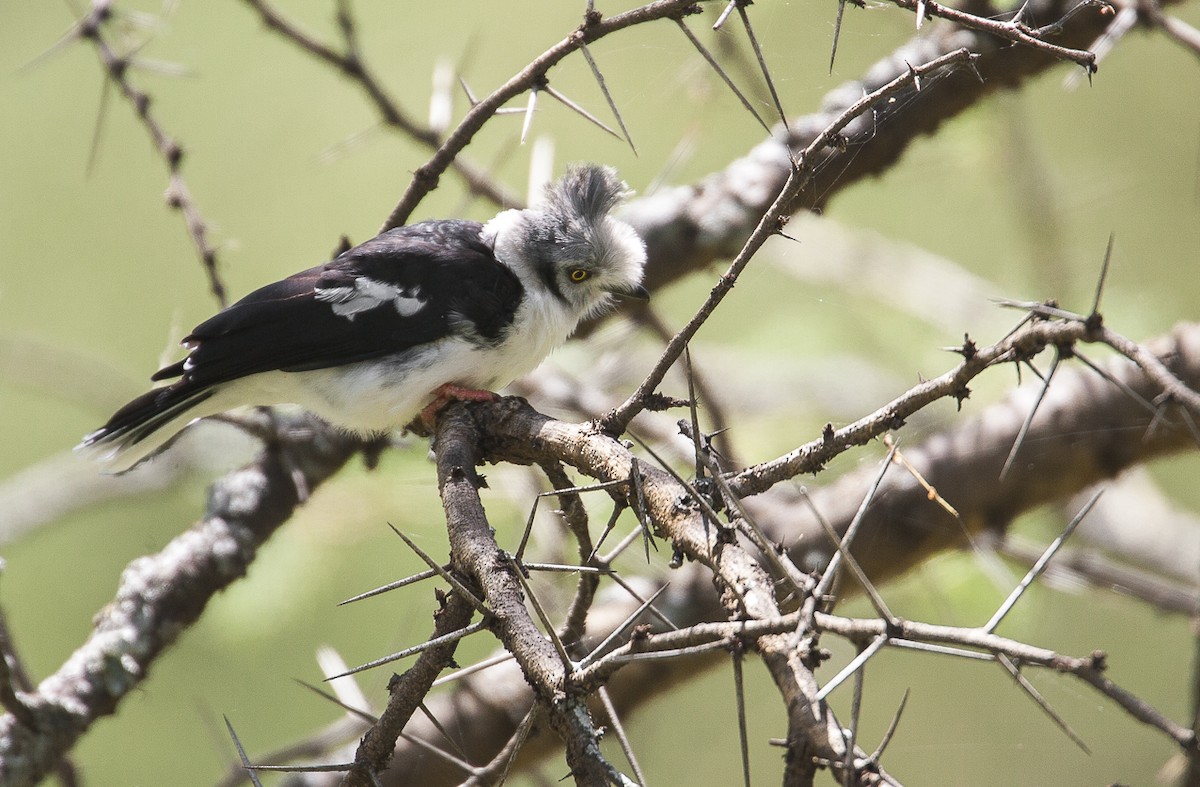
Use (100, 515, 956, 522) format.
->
(78, 383, 215, 471)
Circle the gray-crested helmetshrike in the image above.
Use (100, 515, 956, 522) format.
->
(80, 164, 648, 472)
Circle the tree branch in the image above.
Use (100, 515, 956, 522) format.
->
(0, 414, 358, 787)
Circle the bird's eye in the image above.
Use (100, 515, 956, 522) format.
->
(569, 269, 590, 282)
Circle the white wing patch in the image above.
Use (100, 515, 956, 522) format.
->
(315, 278, 426, 320)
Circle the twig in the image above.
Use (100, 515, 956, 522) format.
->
(602, 47, 977, 435)
(380, 0, 699, 230)
(241, 0, 518, 210)
(77, 0, 227, 306)
(885, 0, 1101, 71)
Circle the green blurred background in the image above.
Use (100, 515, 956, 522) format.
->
(1, 0, 1198, 784)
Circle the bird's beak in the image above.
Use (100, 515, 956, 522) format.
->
(607, 282, 650, 301)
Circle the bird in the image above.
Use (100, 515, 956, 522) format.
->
(79, 164, 648, 472)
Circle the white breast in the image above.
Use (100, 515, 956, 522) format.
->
(222, 209, 585, 435)
(224, 293, 578, 435)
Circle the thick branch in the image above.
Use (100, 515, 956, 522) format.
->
(433, 406, 620, 786)
(0, 414, 358, 787)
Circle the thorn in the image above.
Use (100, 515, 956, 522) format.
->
(543, 83, 621, 140)
(867, 688, 911, 763)
(942, 333, 977, 359)
(292, 678, 377, 724)
(811, 444, 898, 602)
(815, 632, 889, 701)
(732, 646, 752, 787)
(1088, 232, 1114, 327)
(955, 52, 982, 84)
(998, 653, 1092, 754)
(596, 686, 648, 784)
(338, 568, 439, 606)
(684, 346, 706, 481)
(124, 55, 193, 78)
(431, 651, 515, 688)
(1072, 348, 1156, 416)
(674, 18, 769, 133)
(808, 483, 898, 625)
(18, 18, 90, 74)
(522, 562, 612, 574)
(713, 0, 739, 29)
(845, 645, 866, 780)
(327, 621, 489, 679)
(86, 77, 114, 178)
(389, 525, 489, 616)
(458, 74, 480, 106)
(413, 702, 474, 764)
(907, 60, 922, 92)
(829, 0, 847, 74)
(736, 2, 788, 129)
(983, 489, 1101, 632)
(223, 715, 265, 787)
(505, 554, 574, 672)
(587, 500, 629, 563)
(519, 475, 630, 561)
(579, 42, 637, 154)
(579, 584, 670, 668)
(999, 347, 1062, 482)
(628, 457, 656, 562)
(520, 85, 539, 144)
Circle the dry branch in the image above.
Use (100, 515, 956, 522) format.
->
(77, 0, 227, 306)
(292, 321, 1200, 786)
(619, 0, 1128, 297)
(758, 322, 1200, 583)
(0, 413, 358, 786)
(8, 0, 1199, 782)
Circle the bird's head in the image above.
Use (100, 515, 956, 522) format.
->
(486, 164, 649, 319)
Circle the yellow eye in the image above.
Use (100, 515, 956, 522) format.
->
(570, 269, 590, 282)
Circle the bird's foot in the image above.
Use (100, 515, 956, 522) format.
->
(420, 384, 500, 429)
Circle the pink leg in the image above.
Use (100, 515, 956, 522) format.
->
(420, 383, 500, 428)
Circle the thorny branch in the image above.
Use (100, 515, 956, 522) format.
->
(620, 0, 1128, 297)
(340, 586, 475, 786)
(240, 0, 520, 210)
(275, 317, 1200, 787)
(601, 47, 979, 435)
(415, 323, 1197, 785)
(9, 0, 1200, 783)
(379, 0, 698, 230)
(432, 406, 629, 786)
(76, 0, 227, 306)
(885, 0, 1102, 69)
(0, 413, 358, 786)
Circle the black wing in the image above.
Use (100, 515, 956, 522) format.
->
(152, 220, 524, 388)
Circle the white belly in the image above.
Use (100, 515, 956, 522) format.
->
(228, 296, 577, 434)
